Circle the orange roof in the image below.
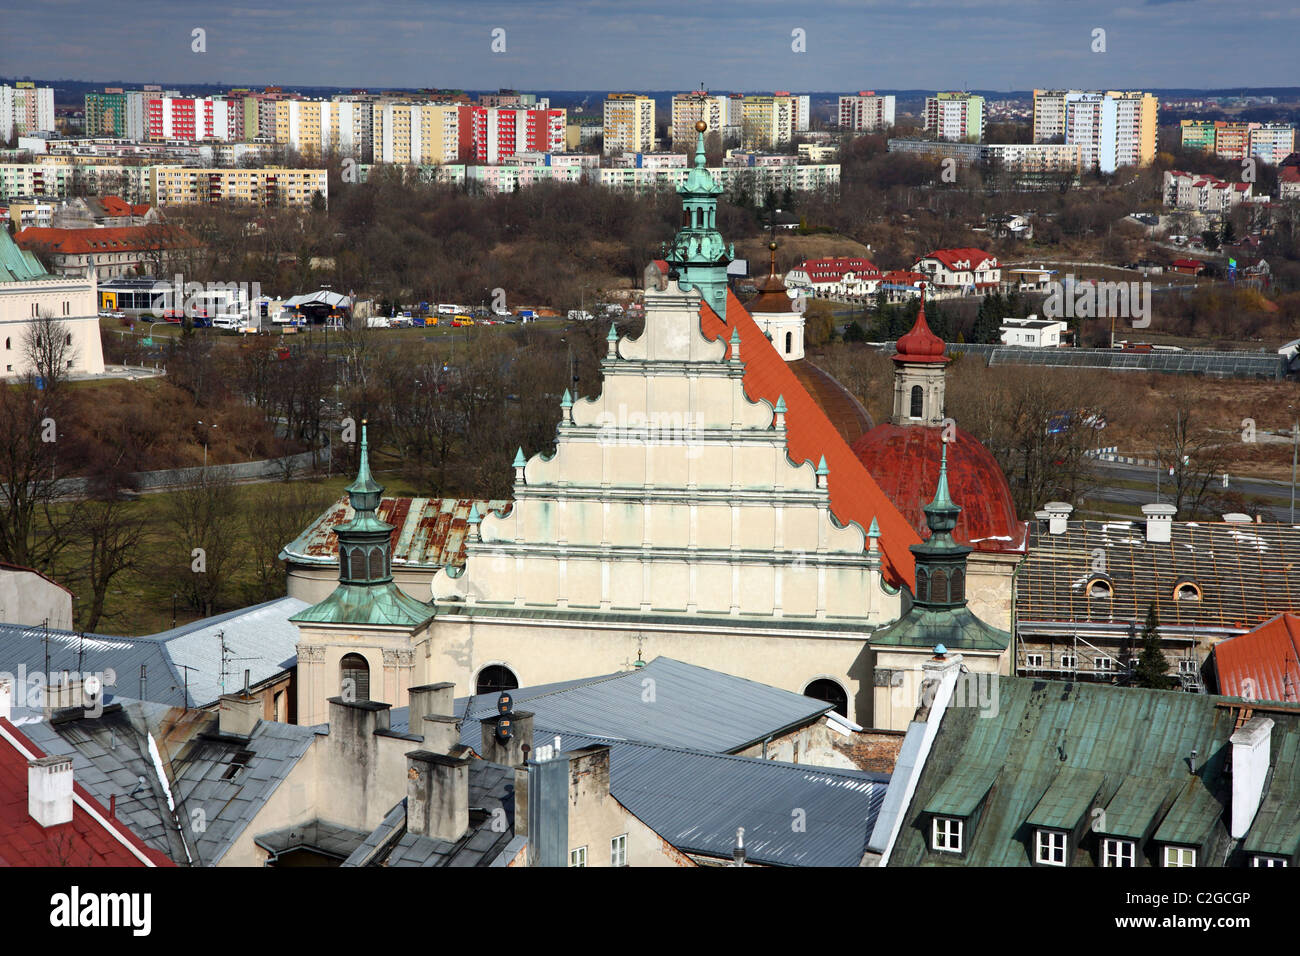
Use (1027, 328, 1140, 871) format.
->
(700, 290, 919, 587)
(14, 225, 194, 256)
(99, 195, 132, 217)
(1214, 613, 1300, 704)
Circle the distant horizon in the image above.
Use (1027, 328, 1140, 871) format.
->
(3, 0, 1299, 90)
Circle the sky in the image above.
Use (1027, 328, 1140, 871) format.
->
(2, 0, 1297, 92)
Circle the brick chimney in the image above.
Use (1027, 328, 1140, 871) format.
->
(218, 693, 262, 737)
(28, 755, 74, 827)
(479, 711, 534, 767)
(1229, 716, 1273, 839)
(405, 750, 469, 843)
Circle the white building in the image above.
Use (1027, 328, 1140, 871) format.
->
(1034, 90, 1157, 173)
(912, 248, 1001, 294)
(0, 84, 56, 141)
(1163, 170, 1252, 212)
(1000, 316, 1067, 348)
(0, 229, 106, 378)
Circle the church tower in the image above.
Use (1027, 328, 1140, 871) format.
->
(890, 289, 948, 427)
(664, 120, 732, 319)
(747, 240, 805, 361)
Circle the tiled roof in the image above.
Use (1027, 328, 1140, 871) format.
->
(917, 248, 998, 271)
(1019, 521, 1300, 634)
(787, 359, 873, 446)
(0, 717, 173, 866)
(700, 290, 920, 587)
(1213, 613, 1300, 704)
(14, 224, 196, 256)
(793, 257, 880, 282)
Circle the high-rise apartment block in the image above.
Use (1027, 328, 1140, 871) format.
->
(1, 83, 56, 141)
(1180, 119, 1296, 165)
(469, 107, 566, 164)
(924, 93, 985, 143)
(838, 92, 896, 132)
(741, 93, 798, 149)
(1033, 90, 1157, 173)
(671, 91, 729, 147)
(603, 94, 656, 155)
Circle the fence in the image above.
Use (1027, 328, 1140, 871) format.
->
(52, 444, 329, 497)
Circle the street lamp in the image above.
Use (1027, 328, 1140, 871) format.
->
(197, 420, 218, 471)
(172, 592, 179, 629)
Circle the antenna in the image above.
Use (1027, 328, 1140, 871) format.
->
(174, 663, 200, 709)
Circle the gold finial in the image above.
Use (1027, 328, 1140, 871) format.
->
(768, 241, 777, 251)
(695, 119, 707, 133)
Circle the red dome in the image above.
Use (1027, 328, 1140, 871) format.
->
(894, 305, 946, 364)
(851, 424, 1027, 553)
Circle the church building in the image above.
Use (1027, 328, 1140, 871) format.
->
(289, 121, 1014, 730)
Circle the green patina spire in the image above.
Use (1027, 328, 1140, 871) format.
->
(775, 395, 787, 414)
(665, 120, 731, 316)
(921, 441, 962, 545)
(512, 447, 526, 469)
(346, 420, 383, 513)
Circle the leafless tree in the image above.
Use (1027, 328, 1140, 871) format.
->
(157, 469, 245, 617)
(23, 312, 77, 394)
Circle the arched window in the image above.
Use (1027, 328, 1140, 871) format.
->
(1174, 582, 1201, 601)
(803, 678, 848, 718)
(785, 331, 793, 354)
(910, 385, 923, 419)
(931, 569, 949, 603)
(340, 653, 370, 702)
(950, 568, 965, 603)
(348, 547, 366, 580)
(476, 664, 519, 696)
(368, 546, 385, 579)
(915, 568, 929, 603)
(4, 338, 9, 350)
(65, 333, 72, 346)
(1087, 578, 1113, 600)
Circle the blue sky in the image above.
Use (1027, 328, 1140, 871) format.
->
(2, 0, 1296, 91)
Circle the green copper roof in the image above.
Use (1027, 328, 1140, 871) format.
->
(886, 678, 1293, 867)
(290, 581, 435, 629)
(0, 228, 53, 283)
(870, 605, 1009, 650)
(680, 125, 722, 197)
(346, 422, 383, 499)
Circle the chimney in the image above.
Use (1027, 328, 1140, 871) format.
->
(408, 682, 455, 727)
(513, 765, 530, 839)
(480, 711, 534, 767)
(1141, 503, 1177, 543)
(420, 714, 461, 754)
(218, 693, 262, 737)
(1229, 716, 1273, 839)
(1222, 512, 1252, 524)
(327, 696, 391, 740)
(567, 745, 611, 802)
(28, 755, 74, 827)
(405, 750, 468, 843)
(0, 678, 11, 721)
(1043, 501, 1073, 535)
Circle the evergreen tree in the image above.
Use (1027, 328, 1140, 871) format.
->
(843, 319, 867, 343)
(1134, 604, 1173, 690)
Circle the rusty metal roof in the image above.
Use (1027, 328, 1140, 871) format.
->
(1213, 613, 1300, 704)
(281, 497, 511, 570)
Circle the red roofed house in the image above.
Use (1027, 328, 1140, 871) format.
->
(784, 256, 881, 301)
(15, 224, 195, 280)
(1170, 258, 1206, 276)
(52, 195, 160, 229)
(1211, 613, 1300, 704)
(1280, 165, 1300, 202)
(912, 248, 1000, 295)
(0, 704, 172, 866)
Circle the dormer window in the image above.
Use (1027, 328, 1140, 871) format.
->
(1174, 582, 1202, 601)
(1163, 845, 1196, 868)
(1101, 838, 1136, 867)
(1251, 855, 1288, 867)
(1035, 829, 1068, 866)
(1086, 578, 1112, 600)
(931, 816, 963, 853)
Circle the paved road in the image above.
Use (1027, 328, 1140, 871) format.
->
(1083, 459, 1298, 521)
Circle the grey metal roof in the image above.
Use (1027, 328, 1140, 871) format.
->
(0, 597, 308, 710)
(393, 657, 831, 754)
(169, 718, 321, 866)
(253, 819, 371, 861)
(604, 740, 889, 867)
(342, 760, 517, 867)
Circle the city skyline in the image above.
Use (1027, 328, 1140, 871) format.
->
(3, 0, 1299, 92)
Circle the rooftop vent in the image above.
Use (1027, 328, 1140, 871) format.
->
(1141, 503, 1177, 543)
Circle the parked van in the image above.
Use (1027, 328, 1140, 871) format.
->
(367, 316, 392, 329)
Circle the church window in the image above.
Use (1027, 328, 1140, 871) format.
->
(931, 569, 949, 603)
(910, 385, 923, 419)
(348, 547, 366, 580)
(785, 331, 793, 354)
(340, 654, 370, 702)
(368, 546, 385, 579)
(915, 568, 929, 602)
(476, 664, 519, 696)
(950, 568, 964, 602)
(803, 678, 848, 718)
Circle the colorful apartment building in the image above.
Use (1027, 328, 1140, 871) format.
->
(150, 165, 327, 208)
(671, 91, 731, 148)
(1034, 90, 1156, 173)
(1180, 119, 1296, 165)
(741, 93, 799, 149)
(470, 107, 566, 165)
(1, 83, 55, 141)
(924, 93, 985, 143)
(603, 94, 656, 155)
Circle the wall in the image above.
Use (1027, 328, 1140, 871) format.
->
(0, 567, 73, 630)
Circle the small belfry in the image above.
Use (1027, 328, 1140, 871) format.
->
(747, 239, 805, 361)
(664, 119, 732, 318)
(890, 286, 948, 427)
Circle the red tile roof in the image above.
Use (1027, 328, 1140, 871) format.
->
(0, 719, 173, 867)
(99, 195, 132, 217)
(1214, 613, 1300, 704)
(794, 257, 880, 283)
(700, 291, 919, 587)
(1281, 167, 1300, 184)
(14, 225, 194, 256)
(917, 248, 998, 271)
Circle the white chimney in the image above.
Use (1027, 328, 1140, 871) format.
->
(1230, 717, 1273, 839)
(28, 755, 75, 828)
(1222, 513, 1252, 524)
(1043, 502, 1073, 535)
(1141, 503, 1177, 543)
(0, 679, 11, 721)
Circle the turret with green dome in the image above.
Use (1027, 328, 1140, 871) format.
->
(664, 119, 733, 318)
